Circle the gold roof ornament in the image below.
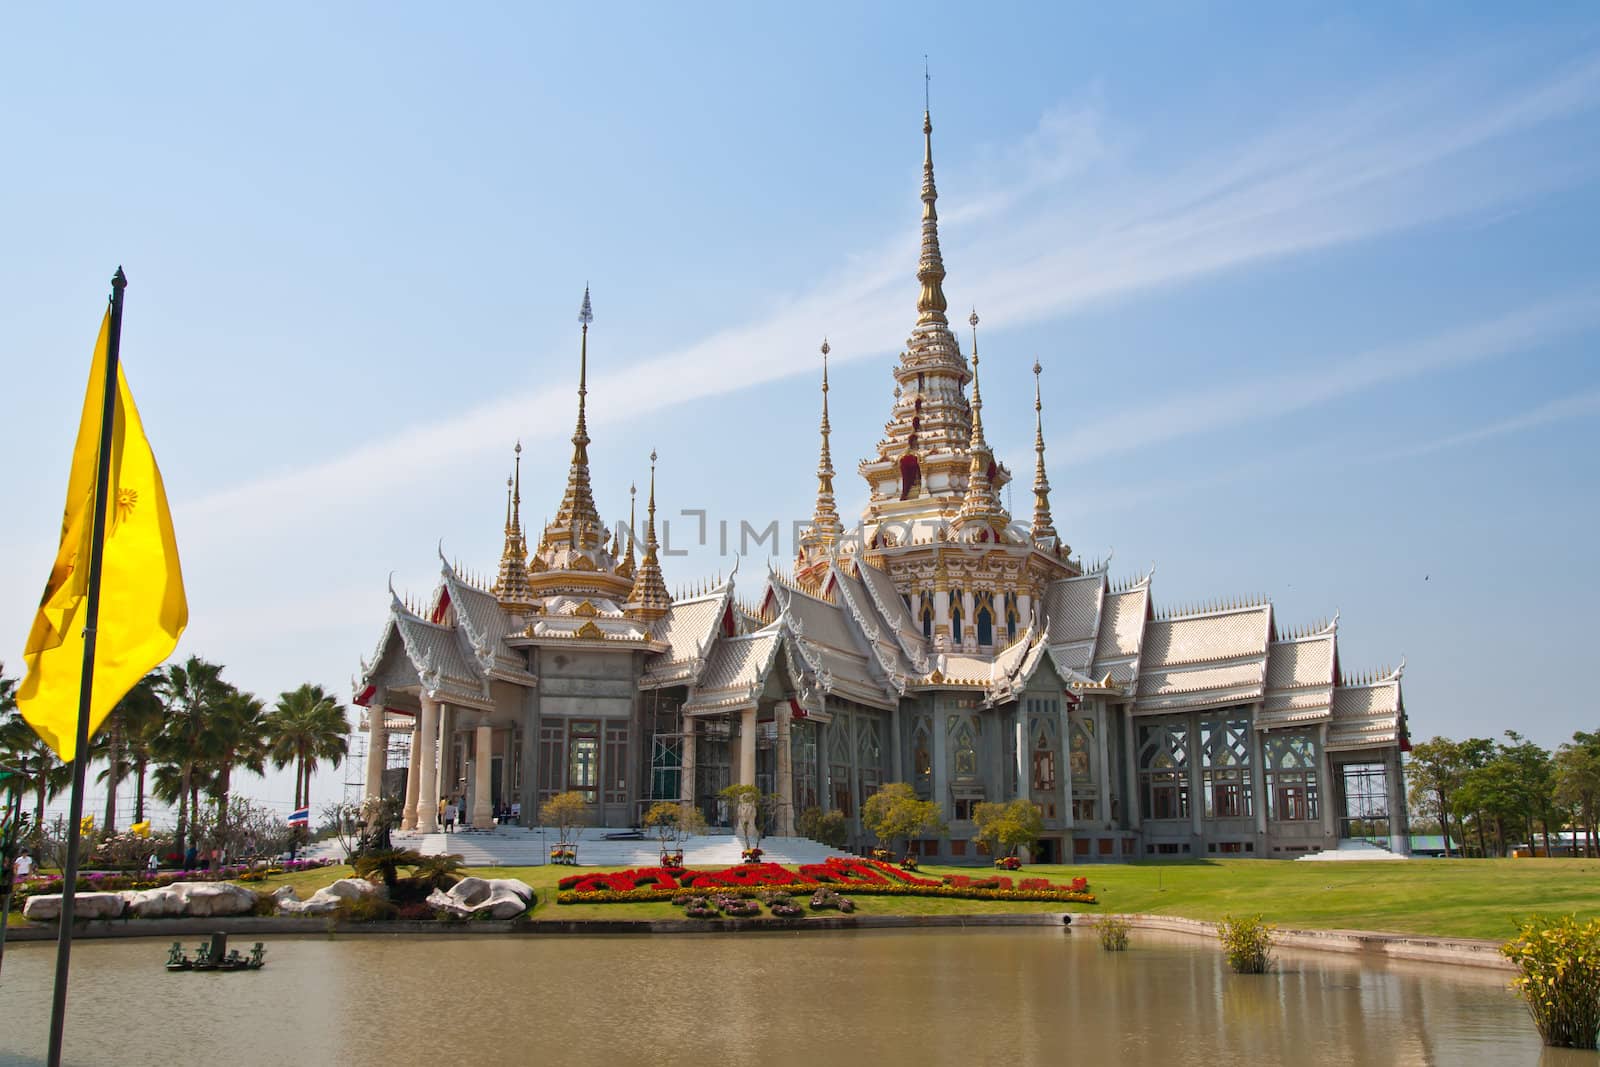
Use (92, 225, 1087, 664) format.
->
(917, 67, 948, 328)
(797, 338, 844, 579)
(546, 285, 605, 553)
(626, 449, 673, 622)
(956, 309, 1006, 537)
(492, 442, 537, 612)
(1030, 360, 1062, 551)
(617, 482, 638, 579)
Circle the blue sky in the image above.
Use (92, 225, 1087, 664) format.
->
(3, 4, 1598, 819)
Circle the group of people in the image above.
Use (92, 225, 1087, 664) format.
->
(434, 797, 521, 831)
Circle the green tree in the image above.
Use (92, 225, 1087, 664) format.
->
(718, 783, 784, 852)
(1406, 736, 1469, 857)
(972, 799, 1044, 859)
(207, 690, 268, 856)
(540, 790, 589, 850)
(861, 782, 947, 856)
(1554, 731, 1600, 858)
(643, 800, 707, 857)
(92, 672, 164, 834)
(153, 656, 231, 862)
(0, 663, 72, 847)
(265, 683, 349, 814)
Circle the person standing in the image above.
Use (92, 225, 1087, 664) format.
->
(14, 851, 35, 880)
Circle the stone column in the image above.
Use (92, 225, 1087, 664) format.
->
(776, 701, 795, 836)
(931, 704, 949, 822)
(934, 589, 950, 638)
(681, 716, 698, 808)
(1013, 702, 1027, 800)
(401, 720, 421, 830)
(473, 722, 495, 829)
(889, 705, 904, 785)
(364, 700, 388, 804)
(1060, 701, 1076, 836)
(1123, 708, 1141, 831)
(961, 591, 976, 647)
(1318, 724, 1336, 844)
(1188, 714, 1204, 843)
(415, 696, 440, 833)
(739, 706, 757, 786)
(438, 704, 456, 807)
(1095, 703, 1113, 828)
(1252, 722, 1270, 842)
(1387, 749, 1411, 855)
(1017, 592, 1033, 631)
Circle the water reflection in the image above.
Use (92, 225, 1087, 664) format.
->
(0, 929, 1581, 1066)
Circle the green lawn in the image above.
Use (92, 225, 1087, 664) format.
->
(235, 857, 1600, 940)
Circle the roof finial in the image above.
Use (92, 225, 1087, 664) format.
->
(967, 310, 986, 445)
(493, 441, 535, 611)
(549, 286, 604, 554)
(802, 337, 844, 563)
(618, 481, 638, 579)
(627, 449, 672, 621)
(917, 86, 949, 327)
(1031, 360, 1059, 548)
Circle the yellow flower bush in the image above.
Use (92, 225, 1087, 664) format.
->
(1501, 915, 1600, 1049)
(1217, 914, 1274, 974)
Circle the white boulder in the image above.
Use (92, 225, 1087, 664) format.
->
(276, 877, 385, 916)
(23, 892, 127, 921)
(425, 877, 534, 920)
(120, 881, 258, 918)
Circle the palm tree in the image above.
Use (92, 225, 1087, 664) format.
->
(153, 656, 230, 862)
(206, 691, 267, 855)
(265, 683, 350, 813)
(0, 664, 72, 843)
(92, 672, 164, 833)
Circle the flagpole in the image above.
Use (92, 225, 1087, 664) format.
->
(45, 267, 127, 1067)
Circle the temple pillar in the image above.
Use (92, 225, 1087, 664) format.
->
(1013, 702, 1027, 801)
(415, 697, 440, 833)
(1095, 703, 1112, 828)
(1018, 592, 1033, 632)
(1188, 713, 1204, 842)
(776, 701, 795, 836)
(934, 589, 950, 638)
(1387, 748, 1411, 855)
(681, 717, 698, 808)
(961, 590, 975, 647)
(1318, 724, 1336, 843)
(1252, 719, 1269, 842)
(1124, 708, 1141, 831)
(472, 722, 495, 828)
(401, 721, 421, 830)
(738, 706, 757, 786)
(364, 697, 387, 804)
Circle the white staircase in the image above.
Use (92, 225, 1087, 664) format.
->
(1295, 838, 1410, 862)
(304, 827, 848, 868)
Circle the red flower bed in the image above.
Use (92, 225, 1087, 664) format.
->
(557, 858, 1096, 906)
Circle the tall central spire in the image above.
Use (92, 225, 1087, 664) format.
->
(552, 286, 604, 546)
(916, 96, 949, 327)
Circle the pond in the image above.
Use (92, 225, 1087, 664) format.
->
(0, 928, 1585, 1065)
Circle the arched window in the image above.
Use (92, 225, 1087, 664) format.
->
(899, 454, 922, 500)
(950, 589, 963, 643)
(976, 605, 993, 647)
(1006, 594, 1020, 642)
(920, 595, 933, 639)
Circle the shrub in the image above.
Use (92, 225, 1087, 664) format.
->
(1501, 915, 1600, 1049)
(797, 807, 848, 848)
(335, 896, 399, 924)
(394, 902, 440, 921)
(1098, 915, 1131, 952)
(1217, 914, 1273, 974)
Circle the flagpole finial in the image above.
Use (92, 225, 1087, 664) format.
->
(112, 267, 127, 289)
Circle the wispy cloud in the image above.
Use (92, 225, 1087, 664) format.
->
(184, 46, 1600, 546)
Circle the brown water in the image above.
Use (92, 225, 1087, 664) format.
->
(0, 929, 1588, 1066)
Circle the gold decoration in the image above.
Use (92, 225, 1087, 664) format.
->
(575, 620, 603, 639)
(575, 600, 598, 617)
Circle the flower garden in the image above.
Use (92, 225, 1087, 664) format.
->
(556, 856, 1096, 907)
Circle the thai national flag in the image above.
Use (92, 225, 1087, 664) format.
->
(288, 807, 310, 827)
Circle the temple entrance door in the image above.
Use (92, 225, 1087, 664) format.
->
(696, 733, 731, 827)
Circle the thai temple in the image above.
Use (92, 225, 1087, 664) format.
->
(353, 105, 1410, 862)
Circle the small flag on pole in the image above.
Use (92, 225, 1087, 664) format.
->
(288, 808, 310, 828)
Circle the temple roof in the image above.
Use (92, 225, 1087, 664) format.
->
(642, 583, 733, 689)
(682, 628, 784, 716)
(1328, 667, 1406, 750)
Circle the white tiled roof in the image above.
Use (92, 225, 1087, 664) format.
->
(1095, 585, 1148, 660)
(643, 587, 729, 687)
(1265, 632, 1336, 690)
(1328, 678, 1404, 750)
(683, 629, 782, 714)
(1141, 606, 1271, 669)
(1043, 574, 1103, 647)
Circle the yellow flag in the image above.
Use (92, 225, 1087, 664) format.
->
(16, 308, 188, 761)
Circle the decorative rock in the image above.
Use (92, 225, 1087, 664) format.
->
(23, 892, 127, 921)
(121, 881, 258, 918)
(425, 877, 534, 919)
(276, 877, 384, 916)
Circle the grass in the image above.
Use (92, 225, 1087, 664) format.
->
(226, 856, 1600, 940)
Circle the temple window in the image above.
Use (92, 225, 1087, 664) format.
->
(1006, 594, 1019, 642)
(857, 717, 883, 804)
(949, 716, 980, 782)
(791, 721, 818, 813)
(1265, 733, 1320, 822)
(911, 716, 933, 799)
(604, 723, 629, 805)
(1200, 716, 1253, 818)
(1138, 721, 1190, 820)
(567, 720, 600, 804)
(976, 605, 993, 647)
(1340, 762, 1391, 838)
(950, 588, 963, 642)
(920, 595, 933, 639)
(538, 723, 565, 803)
(827, 720, 853, 817)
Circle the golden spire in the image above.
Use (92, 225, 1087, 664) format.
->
(1031, 360, 1059, 547)
(958, 310, 1003, 535)
(916, 78, 949, 327)
(493, 441, 536, 611)
(808, 337, 844, 547)
(626, 449, 672, 622)
(551, 286, 604, 548)
(617, 482, 638, 578)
